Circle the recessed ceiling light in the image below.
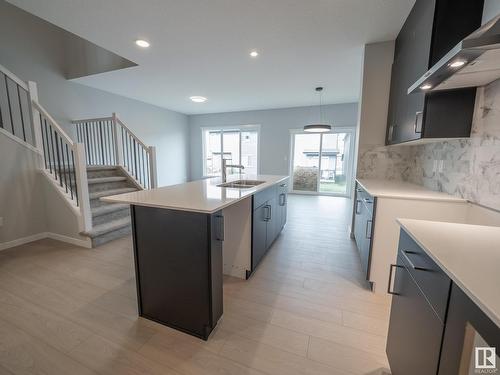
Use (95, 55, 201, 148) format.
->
(449, 60, 466, 68)
(135, 39, 150, 48)
(250, 50, 259, 57)
(420, 84, 432, 90)
(190, 96, 207, 103)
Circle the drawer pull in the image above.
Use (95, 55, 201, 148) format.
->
(355, 200, 361, 214)
(387, 264, 403, 295)
(364, 198, 373, 204)
(402, 250, 430, 271)
(365, 220, 372, 239)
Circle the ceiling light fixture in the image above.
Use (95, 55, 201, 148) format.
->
(449, 60, 466, 68)
(135, 39, 150, 48)
(304, 87, 332, 133)
(250, 50, 259, 57)
(190, 96, 207, 103)
(420, 84, 433, 90)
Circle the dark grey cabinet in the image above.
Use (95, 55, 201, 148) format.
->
(386, 256, 444, 375)
(131, 205, 224, 340)
(251, 182, 288, 272)
(387, 228, 499, 374)
(386, 0, 484, 145)
(353, 183, 375, 280)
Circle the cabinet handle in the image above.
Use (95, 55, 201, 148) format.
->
(365, 220, 372, 239)
(414, 111, 423, 134)
(268, 205, 272, 221)
(279, 183, 287, 188)
(364, 198, 372, 204)
(279, 193, 287, 206)
(388, 124, 395, 142)
(216, 215, 224, 241)
(264, 205, 271, 221)
(387, 264, 402, 295)
(402, 250, 429, 271)
(355, 200, 361, 214)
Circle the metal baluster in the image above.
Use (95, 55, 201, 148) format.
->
(65, 143, 74, 200)
(49, 121, 57, 178)
(107, 121, 112, 164)
(4, 75, 14, 135)
(16, 85, 26, 142)
(40, 115, 48, 170)
(146, 151, 150, 189)
(54, 134, 63, 187)
(142, 148, 146, 187)
(60, 137, 69, 193)
(71, 149, 79, 205)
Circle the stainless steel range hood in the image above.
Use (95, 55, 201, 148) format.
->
(408, 13, 500, 94)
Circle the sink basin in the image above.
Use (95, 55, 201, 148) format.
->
(217, 180, 265, 188)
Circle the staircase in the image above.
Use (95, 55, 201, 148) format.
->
(0, 63, 157, 249)
(85, 166, 140, 247)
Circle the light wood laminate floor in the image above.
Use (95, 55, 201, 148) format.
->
(0, 195, 391, 375)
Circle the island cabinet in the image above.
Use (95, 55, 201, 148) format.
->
(386, 0, 484, 145)
(353, 182, 376, 281)
(251, 181, 288, 273)
(386, 228, 500, 374)
(131, 205, 224, 340)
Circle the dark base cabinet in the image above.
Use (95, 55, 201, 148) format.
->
(131, 205, 223, 340)
(250, 181, 288, 273)
(386, 256, 445, 375)
(353, 183, 376, 280)
(438, 285, 500, 375)
(387, 228, 500, 374)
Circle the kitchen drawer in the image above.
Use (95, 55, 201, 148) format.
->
(356, 184, 374, 214)
(253, 185, 277, 209)
(398, 229, 451, 322)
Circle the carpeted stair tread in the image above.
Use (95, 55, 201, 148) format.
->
(89, 187, 137, 200)
(88, 176, 127, 184)
(91, 203, 130, 218)
(84, 217, 131, 238)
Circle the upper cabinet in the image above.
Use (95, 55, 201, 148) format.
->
(386, 0, 485, 145)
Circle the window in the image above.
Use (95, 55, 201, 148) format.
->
(202, 126, 259, 177)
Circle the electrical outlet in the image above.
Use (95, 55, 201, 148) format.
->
(438, 160, 445, 173)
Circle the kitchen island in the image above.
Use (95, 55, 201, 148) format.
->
(102, 175, 289, 340)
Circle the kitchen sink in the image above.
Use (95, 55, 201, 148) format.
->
(217, 180, 265, 188)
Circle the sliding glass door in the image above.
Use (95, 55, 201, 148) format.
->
(290, 128, 355, 196)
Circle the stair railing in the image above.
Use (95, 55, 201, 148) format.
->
(32, 101, 92, 232)
(72, 113, 157, 189)
(0, 63, 92, 233)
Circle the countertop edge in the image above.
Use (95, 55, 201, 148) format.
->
(397, 218, 500, 327)
(101, 175, 289, 214)
(356, 179, 466, 203)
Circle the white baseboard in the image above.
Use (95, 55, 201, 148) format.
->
(0, 233, 47, 251)
(46, 232, 92, 248)
(0, 232, 91, 251)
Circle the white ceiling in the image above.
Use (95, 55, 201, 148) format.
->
(8, 0, 414, 115)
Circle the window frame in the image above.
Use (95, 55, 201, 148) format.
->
(201, 124, 261, 178)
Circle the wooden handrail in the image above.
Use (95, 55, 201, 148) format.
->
(115, 117, 149, 150)
(32, 100, 75, 146)
(0, 63, 29, 91)
(71, 116, 114, 124)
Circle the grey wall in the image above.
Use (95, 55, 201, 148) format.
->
(188, 103, 359, 180)
(0, 136, 47, 244)
(0, 0, 189, 187)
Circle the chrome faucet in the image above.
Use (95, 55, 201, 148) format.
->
(222, 159, 245, 182)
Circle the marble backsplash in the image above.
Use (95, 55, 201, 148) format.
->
(357, 79, 500, 211)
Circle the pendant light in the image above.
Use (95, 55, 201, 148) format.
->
(304, 87, 332, 133)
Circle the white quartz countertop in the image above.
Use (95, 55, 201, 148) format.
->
(101, 175, 288, 214)
(398, 218, 500, 327)
(357, 178, 466, 202)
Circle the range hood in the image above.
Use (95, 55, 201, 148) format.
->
(408, 13, 500, 94)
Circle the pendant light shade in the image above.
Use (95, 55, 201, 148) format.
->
(304, 87, 332, 133)
(304, 124, 331, 133)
